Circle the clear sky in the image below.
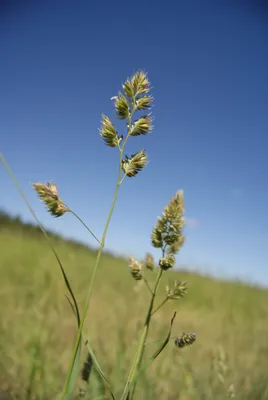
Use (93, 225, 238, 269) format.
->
(1, 0, 268, 286)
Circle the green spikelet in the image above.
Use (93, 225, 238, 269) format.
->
(122, 150, 148, 178)
(129, 256, 143, 280)
(175, 333, 196, 348)
(166, 280, 188, 300)
(33, 182, 69, 218)
(143, 252, 155, 271)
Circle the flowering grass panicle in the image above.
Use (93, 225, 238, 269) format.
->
(1, 70, 196, 400)
(33, 182, 69, 217)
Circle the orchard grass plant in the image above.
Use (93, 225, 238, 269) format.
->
(0, 71, 196, 399)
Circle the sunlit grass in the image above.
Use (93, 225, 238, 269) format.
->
(1, 223, 268, 399)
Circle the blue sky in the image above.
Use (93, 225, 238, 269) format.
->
(1, 0, 268, 286)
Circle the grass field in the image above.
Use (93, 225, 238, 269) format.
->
(1, 212, 268, 399)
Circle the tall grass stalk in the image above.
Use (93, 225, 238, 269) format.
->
(1, 71, 196, 399)
(61, 72, 149, 398)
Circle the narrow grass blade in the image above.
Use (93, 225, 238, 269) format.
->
(150, 311, 176, 360)
(130, 311, 177, 392)
(66, 295, 116, 400)
(84, 341, 116, 400)
(0, 153, 80, 328)
(26, 342, 40, 400)
(65, 295, 80, 329)
(1, 153, 85, 398)
(65, 340, 82, 400)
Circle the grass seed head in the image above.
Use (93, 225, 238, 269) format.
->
(129, 256, 143, 280)
(151, 190, 185, 258)
(33, 182, 69, 217)
(159, 253, 176, 270)
(143, 252, 155, 271)
(131, 70, 151, 96)
(166, 280, 188, 300)
(122, 149, 148, 177)
(112, 92, 130, 120)
(99, 114, 122, 148)
(129, 114, 152, 136)
(175, 333, 196, 348)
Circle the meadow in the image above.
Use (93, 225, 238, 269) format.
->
(1, 211, 268, 399)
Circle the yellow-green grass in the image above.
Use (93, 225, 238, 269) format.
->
(1, 220, 268, 399)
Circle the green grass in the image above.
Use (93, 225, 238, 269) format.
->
(1, 215, 268, 399)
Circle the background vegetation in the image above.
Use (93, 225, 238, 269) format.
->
(1, 210, 268, 399)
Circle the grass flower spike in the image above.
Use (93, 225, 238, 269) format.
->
(129, 256, 143, 280)
(33, 182, 69, 217)
(122, 190, 189, 399)
(135, 96, 153, 110)
(143, 252, 155, 271)
(131, 71, 150, 95)
(113, 92, 130, 119)
(123, 70, 151, 98)
(151, 190, 185, 257)
(175, 333, 196, 348)
(166, 280, 188, 300)
(99, 114, 122, 147)
(159, 253, 176, 270)
(122, 150, 148, 177)
(129, 115, 152, 136)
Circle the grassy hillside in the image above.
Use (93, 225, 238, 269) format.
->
(1, 210, 268, 399)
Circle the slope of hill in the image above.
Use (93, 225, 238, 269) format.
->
(1, 210, 268, 399)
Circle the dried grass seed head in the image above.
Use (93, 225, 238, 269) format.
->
(159, 253, 176, 270)
(129, 114, 152, 136)
(99, 114, 122, 147)
(129, 256, 143, 280)
(33, 182, 69, 217)
(131, 71, 151, 96)
(122, 149, 148, 178)
(166, 280, 188, 300)
(135, 96, 153, 111)
(113, 92, 130, 120)
(151, 190, 185, 254)
(123, 70, 151, 99)
(143, 252, 155, 271)
(175, 333, 196, 348)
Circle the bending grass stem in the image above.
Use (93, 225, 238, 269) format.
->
(0, 153, 81, 329)
(69, 210, 101, 244)
(144, 335, 177, 347)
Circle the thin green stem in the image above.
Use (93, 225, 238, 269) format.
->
(61, 164, 122, 398)
(120, 173, 127, 185)
(69, 210, 101, 244)
(121, 268, 163, 400)
(150, 297, 169, 316)
(121, 95, 136, 153)
(143, 278, 153, 295)
(144, 335, 177, 347)
(65, 296, 116, 399)
(0, 152, 114, 398)
(62, 100, 135, 399)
